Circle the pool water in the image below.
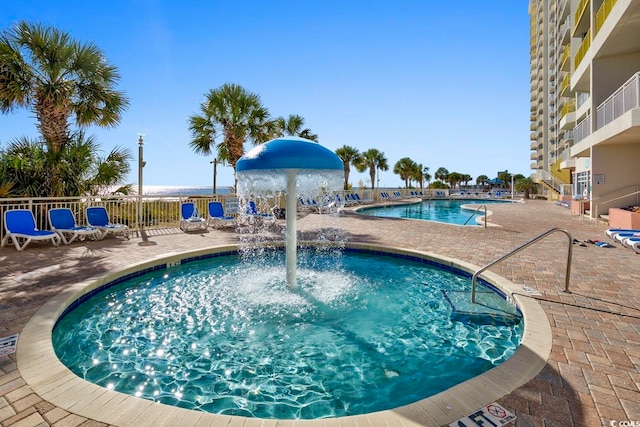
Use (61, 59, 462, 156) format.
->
(358, 199, 509, 225)
(53, 249, 523, 419)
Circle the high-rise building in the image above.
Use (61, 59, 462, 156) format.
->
(529, 0, 640, 219)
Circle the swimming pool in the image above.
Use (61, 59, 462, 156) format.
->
(357, 199, 511, 225)
(52, 246, 523, 420)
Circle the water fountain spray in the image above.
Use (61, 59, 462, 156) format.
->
(236, 137, 344, 288)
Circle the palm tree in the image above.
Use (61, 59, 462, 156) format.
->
(516, 177, 537, 199)
(434, 167, 449, 185)
(274, 114, 318, 141)
(188, 83, 272, 186)
(0, 132, 132, 197)
(461, 174, 473, 188)
(447, 172, 462, 189)
(355, 149, 388, 190)
(393, 157, 417, 188)
(422, 166, 432, 189)
(335, 145, 361, 190)
(0, 21, 129, 153)
(476, 174, 489, 189)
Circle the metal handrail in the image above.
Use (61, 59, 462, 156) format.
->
(462, 204, 487, 228)
(471, 228, 573, 303)
(593, 186, 640, 220)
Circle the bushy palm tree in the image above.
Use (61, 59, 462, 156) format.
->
(274, 114, 318, 141)
(335, 145, 361, 190)
(476, 174, 489, 188)
(393, 157, 418, 188)
(516, 177, 537, 199)
(0, 21, 129, 153)
(188, 83, 271, 187)
(0, 21, 129, 197)
(434, 167, 449, 186)
(355, 149, 388, 190)
(0, 132, 132, 197)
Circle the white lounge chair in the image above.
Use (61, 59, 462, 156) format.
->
(86, 206, 130, 239)
(49, 208, 101, 244)
(180, 202, 207, 232)
(1, 209, 61, 251)
(207, 201, 235, 228)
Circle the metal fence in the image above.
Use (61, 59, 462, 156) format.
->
(596, 72, 640, 130)
(0, 189, 459, 243)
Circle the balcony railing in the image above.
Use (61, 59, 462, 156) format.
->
(560, 44, 570, 70)
(561, 99, 576, 118)
(574, 28, 591, 70)
(595, 72, 640, 130)
(574, 0, 590, 31)
(595, 0, 618, 34)
(574, 114, 591, 143)
(561, 73, 571, 95)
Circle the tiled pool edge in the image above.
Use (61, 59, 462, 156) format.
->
(16, 243, 552, 427)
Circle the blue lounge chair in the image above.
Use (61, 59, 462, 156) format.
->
(207, 201, 235, 228)
(1, 209, 61, 251)
(247, 200, 274, 219)
(179, 202, 207, 232)
(49, 208, 101, 244)
(86, 206, 130, 239)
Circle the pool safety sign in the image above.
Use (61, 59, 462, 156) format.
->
(0, 334, 19, 357)
(449, 402, 516, 426)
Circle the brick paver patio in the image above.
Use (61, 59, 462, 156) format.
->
(1, 199, 639, 426)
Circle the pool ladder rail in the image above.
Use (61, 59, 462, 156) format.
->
(471, 228, 573, 304)
(462, 204, 487, 227)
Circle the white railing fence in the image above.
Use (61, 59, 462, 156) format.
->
(596, 72, 640, 130)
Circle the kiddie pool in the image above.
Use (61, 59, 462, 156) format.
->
(17, 243, 552, 426)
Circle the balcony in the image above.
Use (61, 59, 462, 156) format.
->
(574, 114, 591, 143)
(574, 28, 591, 70)
(595, 72, 640, 130)
(530, 132, 538, 141)
(560, 44, 570, 71)
(561, 99, 576, 118)
(595, 0, 618, 35)
(530, 152, 538, 160)
(573, 0, 590, 36)
(561, 73, 571, 96)
(530, 141, 538, 150)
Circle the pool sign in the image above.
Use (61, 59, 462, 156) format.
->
(449, 402, 516, 426)
(0, 334, 19, 357)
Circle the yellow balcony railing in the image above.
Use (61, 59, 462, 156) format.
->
(560, 44, 571, 70)
(561, 99, 576, 118)
(574, 0, 590, 31)
(595, 0, 617, 34)
(574, 28, 591, 69)
(561, 73, 571, 95)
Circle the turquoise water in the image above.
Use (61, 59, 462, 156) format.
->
(52, 249, 522, 419)
(358, 199, 509, 225)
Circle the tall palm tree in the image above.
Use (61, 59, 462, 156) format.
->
(335, 145, 361, 190)
(356, 149, 388, 190)
(393, 157, 417, 188)
(188, 83, 272, 186)
(274, 114, 319, 141)
(422, 166, 432, 189)
(0, 21, 129, 153)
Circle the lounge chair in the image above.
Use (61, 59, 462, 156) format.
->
(605, 228, 640, 240)
(246, 200, 274, 219)
(179, 202, 207, 232)
(49, 208, 101, 244)
(86, 206, 130, 239)
(207, 201, 235, 228)
(1, 209, 61, 251)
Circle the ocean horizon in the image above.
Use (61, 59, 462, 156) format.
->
(141, 185, 233, 196)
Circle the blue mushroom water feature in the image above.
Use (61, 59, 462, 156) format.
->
(236, 137, 344, 288)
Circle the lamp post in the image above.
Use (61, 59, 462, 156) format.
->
(511, 174, 515, 200)
(210, 158, 218, 195)
(138, 134, 146, 228)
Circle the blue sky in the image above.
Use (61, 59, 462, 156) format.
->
(1, 1, 530, 190)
